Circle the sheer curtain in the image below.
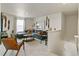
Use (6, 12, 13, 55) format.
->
(16, 19, 24, 33)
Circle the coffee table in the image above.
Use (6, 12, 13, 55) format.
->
(23, 34, 34, 42)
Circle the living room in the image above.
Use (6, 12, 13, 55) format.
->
(0, 3, 79, 56)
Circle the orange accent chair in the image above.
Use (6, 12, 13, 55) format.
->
(2, 38, 24, 56)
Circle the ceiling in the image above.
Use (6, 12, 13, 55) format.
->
(1, 3, 79, 17)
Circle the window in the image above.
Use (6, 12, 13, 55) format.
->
(16, 19, 24, 32)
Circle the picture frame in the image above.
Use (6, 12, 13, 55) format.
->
(46, 16, 50, 29)
(8, 20, 10, 30)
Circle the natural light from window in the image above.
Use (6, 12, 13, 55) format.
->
(16, 19, 24, 33)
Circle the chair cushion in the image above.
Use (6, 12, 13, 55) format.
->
(2, 38, 20, 50)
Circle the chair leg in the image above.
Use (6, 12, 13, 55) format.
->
(21, 40, 25, 51)
(16, 40, 25, 56)
(16, 49, 20, 56)
(3, 49, 8, 56)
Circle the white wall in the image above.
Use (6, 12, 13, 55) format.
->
(2, 13, 16, 36)
(48, 13, 65, 55)
(0, 4, 1, 32)
(35, 16, 46, 30)
(35, 14, 63, 31)
(25, 18, 35, 30)
(48, 13, 78, 55)
(0, 4, 1, 13)
(64, 14, 78, 41)
(0, 13, 1, 32)
(48, 30, 64, 55)
(48, 13, 63, 31)
(78, 8, 79, 35)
